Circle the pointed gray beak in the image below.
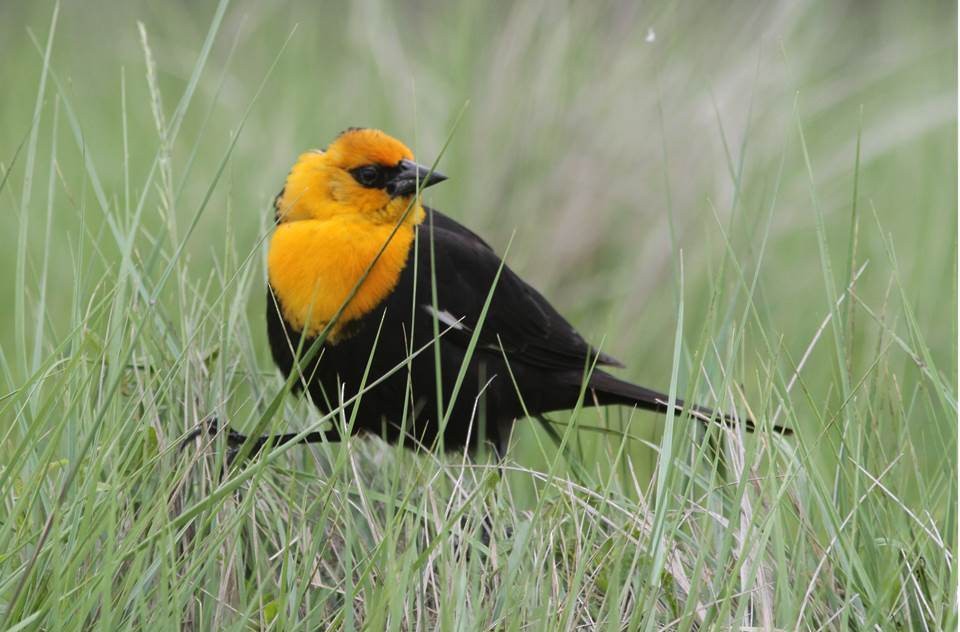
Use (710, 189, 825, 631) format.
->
(386, 159, 447, 197)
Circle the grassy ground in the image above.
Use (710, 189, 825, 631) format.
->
(0, 0, 956, 629)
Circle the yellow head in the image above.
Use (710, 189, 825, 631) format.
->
(274, 128, 446, 225)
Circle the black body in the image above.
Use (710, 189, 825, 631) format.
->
(265, 208, 777, 455)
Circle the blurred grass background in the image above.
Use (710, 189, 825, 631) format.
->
(0, 0, 956, 629)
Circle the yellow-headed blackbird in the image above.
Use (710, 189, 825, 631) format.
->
(220, 128, 789, 458)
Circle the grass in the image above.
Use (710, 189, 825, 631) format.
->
(0, 0, 956, 629)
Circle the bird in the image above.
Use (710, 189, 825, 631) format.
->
(204, 127, 790, 460)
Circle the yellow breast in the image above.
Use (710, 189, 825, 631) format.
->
(267, 215, 417, 342)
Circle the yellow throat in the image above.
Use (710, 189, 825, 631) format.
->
(267, 207, 424, 342)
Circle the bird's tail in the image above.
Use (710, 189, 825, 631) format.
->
(586, 370, 793, 435)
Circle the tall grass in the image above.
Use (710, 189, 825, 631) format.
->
(0, 0, 956, 629)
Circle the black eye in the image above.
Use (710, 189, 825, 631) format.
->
(351, 165, 383, 188)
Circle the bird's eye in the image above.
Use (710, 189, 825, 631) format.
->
(351, 165, 383, 188)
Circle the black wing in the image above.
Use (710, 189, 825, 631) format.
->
(414, 208, 623, 371)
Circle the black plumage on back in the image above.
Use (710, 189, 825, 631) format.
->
(264, 207, 789, 456)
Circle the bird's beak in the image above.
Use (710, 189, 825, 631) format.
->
(386, 159, 447, 197)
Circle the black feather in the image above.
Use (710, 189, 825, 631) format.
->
(261, 208, 790, 454)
